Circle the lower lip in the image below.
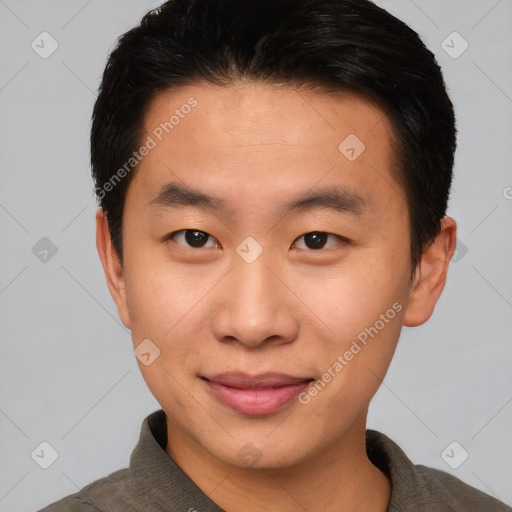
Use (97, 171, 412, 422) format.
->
(204, 380, 311, 416)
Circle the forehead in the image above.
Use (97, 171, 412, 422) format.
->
(128, 80, 404, 219)
(144, 80, 391, 150)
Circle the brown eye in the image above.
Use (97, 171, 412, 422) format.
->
(168, 230, 220, 249)
(292, 231, 344, 250)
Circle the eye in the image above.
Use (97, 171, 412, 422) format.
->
(292, 231, 345, 250)
(166, 229, 220, 249)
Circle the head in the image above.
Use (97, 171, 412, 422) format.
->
(93, 0, 457, 469)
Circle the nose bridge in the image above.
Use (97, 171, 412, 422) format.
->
(212, 247, 299, 347)
(234, 252, 278, 314)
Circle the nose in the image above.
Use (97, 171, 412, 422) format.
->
(211, 250, 300, 348)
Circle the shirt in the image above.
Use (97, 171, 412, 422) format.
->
(38, 409, 511, 512)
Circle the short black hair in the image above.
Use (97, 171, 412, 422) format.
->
(91, 0, 456, 275)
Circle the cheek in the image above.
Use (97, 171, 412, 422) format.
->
(306, 249, 407, 330)
(297, 249, 410, 401)
(123, 245, 219, 366)
(124, 256, 206, 404)
(127, 281, 197, 351)
(122, 245, 187, 341)
(303, 275, 406, 414)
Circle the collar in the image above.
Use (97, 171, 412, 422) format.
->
(128, 409, 429, 511)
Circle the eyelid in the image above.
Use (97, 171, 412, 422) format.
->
(291, 232, 347, 250)
(166, 229, 348, 251)
(167, 229, 221, 249)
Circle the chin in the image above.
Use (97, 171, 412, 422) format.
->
(200, 428, 321, 471)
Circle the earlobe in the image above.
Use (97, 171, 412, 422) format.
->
(403, 216, 457, 327)
(95, 207, 132, 329)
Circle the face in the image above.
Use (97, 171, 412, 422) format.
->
(101, 81, 430, 469)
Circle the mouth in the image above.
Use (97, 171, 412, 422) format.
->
(201, 372, 314, 416)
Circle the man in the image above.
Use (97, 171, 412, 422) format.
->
(40, 0, 511, 510)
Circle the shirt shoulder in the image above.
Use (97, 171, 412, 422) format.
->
(37, 468, 137, 512)
(38, 495, 100, 512)
(37, 410, 224, 512)
(412, 463, 511, 511)
(366, 429, 511, 512)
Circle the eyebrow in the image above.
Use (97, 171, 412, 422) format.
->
(282, 187, 368, 216)
(148, 182, 231, 213)
(147, 182, 368, 217)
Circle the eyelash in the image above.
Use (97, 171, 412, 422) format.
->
(165, 229, 347, 251)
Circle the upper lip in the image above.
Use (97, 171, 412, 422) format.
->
(202, 372, 313, 389)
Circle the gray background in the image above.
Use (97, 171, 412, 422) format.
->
(0, 0, 511, 510)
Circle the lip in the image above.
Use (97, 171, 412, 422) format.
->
(202, 372, 313, 416)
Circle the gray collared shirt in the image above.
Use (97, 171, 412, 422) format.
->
(39, 409, 511, 511)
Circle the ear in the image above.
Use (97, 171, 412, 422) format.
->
(403, 216, 457, 327)
(95, 207, 132, 329)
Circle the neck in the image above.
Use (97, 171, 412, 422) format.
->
(165, 413, 391, 512)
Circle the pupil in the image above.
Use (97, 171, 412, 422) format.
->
(185, 230, 208, 247)
(305, 232, 326, 249)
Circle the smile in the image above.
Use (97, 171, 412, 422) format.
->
(201, 372, 314, 416)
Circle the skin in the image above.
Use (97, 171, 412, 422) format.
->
(96, 80, 457, 512)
